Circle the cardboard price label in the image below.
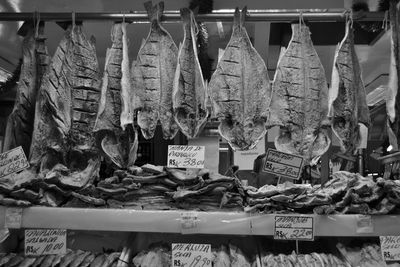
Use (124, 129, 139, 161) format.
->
(172, 243, 212, 267)
(167, 146, 205, 169)
(5, 207, 23, 229)
(274, 215, 314, 241)
(0, 146, 29, 179)
(263, 149, 303, 180)
(380, 236, 400, 262)
(25, 229, 66, 256)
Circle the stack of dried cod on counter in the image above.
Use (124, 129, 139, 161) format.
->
(245, 171, 400, 215)
(0, 249, 123, 267)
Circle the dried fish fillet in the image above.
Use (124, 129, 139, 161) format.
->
(94, 23, 137, 168)
(387, 1, 400, 151)
(329, 21, 371, 153)
(3, 22, 49, 156)
(270, 23, 330, 165)
(133, 1, 179, 140)
(208, 7, 271, 150)
(172, 8, 208, 139)
(29, 23, 101, 188)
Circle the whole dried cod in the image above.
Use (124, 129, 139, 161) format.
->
(329, 21, 371, 153)
(133, 1, 179, 140)
(3, 21, 49, 156)
(29, 23, 101, 189)
(208, 7, 271, 150)
(172, 8, 208, 139)
(270, 23, 330, 165)
(387, 1, 400, 151)
(94, 22, 138, 169)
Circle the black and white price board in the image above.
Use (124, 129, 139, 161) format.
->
(172, 243, 212, 267)
(263, 148, 304, 180)
(274, 215, 314, 241)
(0, 146, 29, 179)
(380, 236, 400, 262)
(167, 145, 205, 169)
(25, 229, 67, 256)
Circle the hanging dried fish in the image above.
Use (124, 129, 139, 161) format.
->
(208, 7, 271, 150)
(269, 23, 330, 165)
(94, 22, 137, 169)
(29, 22, 101, 188)
(387, 0, 400, 151)
(133, 1, 179, 140)
(172, 7, 208, 139)
(3, 21, 49, 156)
(329, 20, 371, 153)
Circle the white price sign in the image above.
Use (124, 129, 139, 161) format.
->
(0, 146, 29, 178)
(25, 229, 67, 256)
(172, 243, 212, 267)
(380, 236, 400, 262)
(263, 149, 304, 180)
(167, 146, 205, 169)
(274, 215, 314, 241)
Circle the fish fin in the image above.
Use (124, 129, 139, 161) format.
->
(127, 127, 139, 168)
(144, 1, 162, 22)
(240, 6, 248, 26)
(233, 7, 241, 29)
(101, 134, 124, 168)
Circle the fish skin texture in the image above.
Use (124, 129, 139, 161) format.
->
(387, 1, 400, 151)
(29, 24, 101, 187)
(329, 21, 371, 154)
(3, 22, 49, 156)
(133, 1, 179, 140)
(94, 23, 137, 169)
(172, 7, 208, 139)
(269, 23, 330, 165)
(208, 7, 271, 150)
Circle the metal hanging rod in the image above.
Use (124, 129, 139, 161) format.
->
(0, 10, 386, 23)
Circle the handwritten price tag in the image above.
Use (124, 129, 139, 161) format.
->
(5, 207, 23, 229)
(167, 146, 205, 169)
(0, 146, 29, 179)
(380, 236, 400, 262)
(172, 243, 212, 267)
(263, 149, 303, 180)
(274, 215, 314, 241)
(25, 229, 66, 256)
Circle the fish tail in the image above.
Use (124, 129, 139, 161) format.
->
(144, 1, 163, 22)
(240, 6, 247, 27)
(233, 7, 241, 29)
(180, 7, 192, 23)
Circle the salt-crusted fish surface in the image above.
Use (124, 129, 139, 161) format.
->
(172, 7, 208, 139)
(29, 23, 101, 188)
(329, 21, 371, 153)
(3, 21, 49, 156)
(94, 22, 137, 169)
(133, 1, 179, 140)
(208, 7, 271, 150)
(387, 1, 400, 151)
(269, 23, 330, 165)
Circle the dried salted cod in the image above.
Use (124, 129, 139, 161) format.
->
(208, 7, 271, 150)
(172, 7, 208, 139)
(269, 23, 330, 165)
(133, 1, 179, 140)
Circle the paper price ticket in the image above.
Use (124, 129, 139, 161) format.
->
(274, 215, 314, 241)
(167, 146, 205, 169)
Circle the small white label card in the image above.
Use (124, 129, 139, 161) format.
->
(0, 146, 29, 178)
(274, 215, 314, 241)
(380, 236, 400, 262)
(172, 243, 212, 267)
(25, 229, 67, 256)
(167, 146, 205, 169)
(5, 207, 23, 229)
(356, 215, 374, 234)
(263, 148, 304, 180)
(180, 212, 199, 234)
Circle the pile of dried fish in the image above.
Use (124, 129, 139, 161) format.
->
(169, 170, 245, 211)
(0, 249, 122, 267)
(212, 244, 251, 267)
(245, 171, 400, 215)
(132, 243, 171, 267)
(257, 251, 349, 267)
(337, 243, 400, 267)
